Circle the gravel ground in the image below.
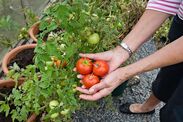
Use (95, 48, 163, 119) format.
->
(73, 39, 165, 122)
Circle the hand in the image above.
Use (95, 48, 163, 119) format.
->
(79, 46, 129, 72)
(76, 68, 128, 101)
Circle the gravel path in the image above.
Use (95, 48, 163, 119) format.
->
(73, 39, 164, 122)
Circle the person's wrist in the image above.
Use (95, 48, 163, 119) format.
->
(117, 67, 133, 84)
(115, 46, 130, 59)
(120, 64, 140, 81)
(118, 41, 133, 57)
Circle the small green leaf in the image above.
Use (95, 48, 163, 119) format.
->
(20, 106, 28, 121)
(47, 21, 58, 32)
(39, 80, 50, 89)
(39, 20, 49, 31)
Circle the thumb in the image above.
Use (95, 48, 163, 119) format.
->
(79, 50, 112, 61)
(89, 81, 107, 94)
(108, 61, 121, 72)
(79, 53, 100, 60)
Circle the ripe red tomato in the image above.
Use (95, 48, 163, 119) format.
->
(76, 58, 93, 75)
(82, 74, 100, 89)
(93, 60, 109, 77)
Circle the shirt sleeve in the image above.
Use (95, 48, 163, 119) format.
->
(146, 0, 181, 15)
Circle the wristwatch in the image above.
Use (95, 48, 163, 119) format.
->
(119, 41, 133, 57)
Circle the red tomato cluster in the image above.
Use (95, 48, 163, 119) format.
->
(76, 57, 109, 88)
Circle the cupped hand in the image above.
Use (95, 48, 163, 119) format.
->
(79, 46, 129, 72)
(76, 68, 128, 101)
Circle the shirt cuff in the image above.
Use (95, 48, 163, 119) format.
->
(146, 0, 180, 15)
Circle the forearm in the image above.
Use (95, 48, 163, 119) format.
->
(121, 36, 183, 80)
(122, 9, 170, 52)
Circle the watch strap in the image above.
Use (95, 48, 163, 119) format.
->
(119, 41, 133, 57)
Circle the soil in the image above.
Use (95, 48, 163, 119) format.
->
(8, 48, 35, 69)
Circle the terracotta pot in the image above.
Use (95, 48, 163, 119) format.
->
(1, 44, 38, 121)
(28, 21, 40, 42)
(0, 79, 37, 122)
(28, 19, 52, 42)
(0, 79, 24, 88)
(2, 44, 37, 75)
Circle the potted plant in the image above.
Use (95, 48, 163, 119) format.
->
(2, 44, 36, 75)
(0, 0, 147, 121)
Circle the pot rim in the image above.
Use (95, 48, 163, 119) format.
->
(2, 44, 37, 75)
(0, 79, 15, 87)
(0, 78, 25, 88)
(28, 21, 40, 42)
(28, 18, 51, 42)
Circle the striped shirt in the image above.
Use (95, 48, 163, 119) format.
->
(146, 0, 183, 20)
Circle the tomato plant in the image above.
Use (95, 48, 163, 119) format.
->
(82, 74, 100, 89)
(93, 60, 109, 77)
(0, 0, 148, 121)
(76, 58, 93, 75)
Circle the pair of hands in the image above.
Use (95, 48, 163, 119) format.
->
(76, 46, 130, 101)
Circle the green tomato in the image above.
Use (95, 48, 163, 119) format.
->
(18, 34, 23, 39)
(87, 33, 100, 44)
(59, 44, 66, 51)
(50, 113, 59, 119)
(49, 100, 59, 109)
(21, 27, 27, 32)
(106, 18, 110, 22)
(60, 109, 70, 115)
(84, 27, 92, 36)
(117, 22, 123, 29)
(44, 66, 48, 71)
(117, 22, 122, 28)
(72, 89, 77, 93)
(60, 102, 64, 106)
(46, 61, 53, 66)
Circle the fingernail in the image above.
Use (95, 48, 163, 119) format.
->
(77, 75, 81, 78)
(89, 89, 94, 93)
(73, 68, 76, 71)
(79, 53, 83, 56)
(79, 95, 83, 99)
